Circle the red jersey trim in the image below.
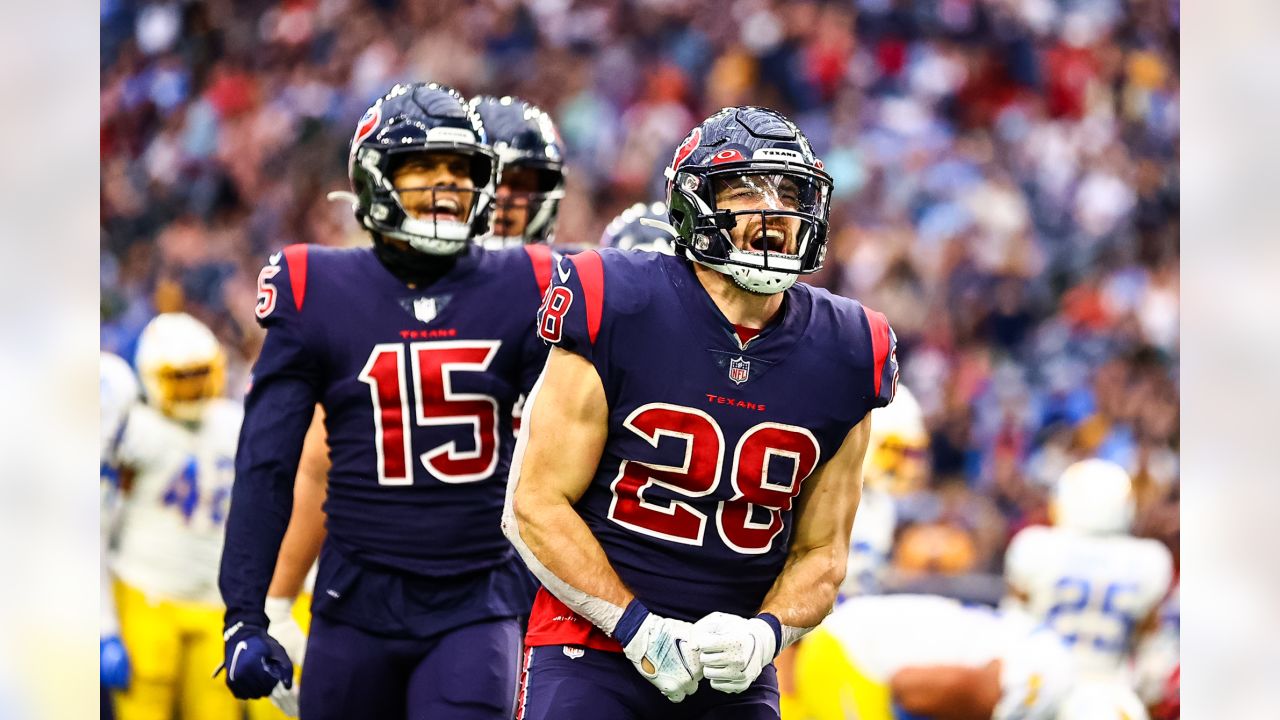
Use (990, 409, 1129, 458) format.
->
(283, 244, 309, 312)
(524, 587, 622, 653)
(571, 251, 605, 345)
(524, 244, 555, 300)
(864, 307, 891, 396)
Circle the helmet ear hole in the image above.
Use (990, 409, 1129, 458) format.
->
(470, 155, 493, 188)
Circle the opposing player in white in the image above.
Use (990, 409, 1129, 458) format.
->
(1002, 459, 1174, 685)
(105, 313, 249, 720)
(791, 594, 1075, 720)
(101, 353, 141, 707)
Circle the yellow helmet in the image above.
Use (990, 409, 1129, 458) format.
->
(135, 312, 226, 423)
(863, 383, 930, 495)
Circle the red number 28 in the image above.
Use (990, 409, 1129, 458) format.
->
(607, 403, 820, 555)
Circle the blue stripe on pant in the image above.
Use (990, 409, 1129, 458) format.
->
(300, 613, 521, 720)
(518, 645, 779, 720)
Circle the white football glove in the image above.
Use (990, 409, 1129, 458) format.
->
(693, 612, 777, 694)
(264, 597, 306, 717)
(622, 613, 704, 703)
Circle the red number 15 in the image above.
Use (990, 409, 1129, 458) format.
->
(358, 340, 501, 485)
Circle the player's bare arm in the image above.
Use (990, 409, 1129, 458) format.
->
(267, 405, 329, 601)
(696, 415, 871, 695)
(506, 346, 704, 702)
(506, 346, 630, 613)
(759, 413, 871, 632)
(889, 661, 1003, 720)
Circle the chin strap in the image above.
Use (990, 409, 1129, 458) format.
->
(371, 234, 459, 286)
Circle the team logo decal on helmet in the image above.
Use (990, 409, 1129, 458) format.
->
(665, 106, 833, 295)
(670, 126, 702, 176)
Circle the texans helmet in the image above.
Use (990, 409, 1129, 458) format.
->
(469, 95, 565, 247)
(347, 82, 497, 257)
(599, 201, 677, 254)
(665, 106, 832, 294)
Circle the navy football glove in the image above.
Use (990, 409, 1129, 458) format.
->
(100, 634, 130, 690)
(218, 622, 293, 700)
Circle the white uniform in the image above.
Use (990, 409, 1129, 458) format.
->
(797, 594, 1074, 720)
(112, 398, 242, 605)
(101, 353, 140, 635)
(841, 486, 896, 597)
(1004, 525, 1173, 680)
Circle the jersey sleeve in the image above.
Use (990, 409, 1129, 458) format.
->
(518, 244, 557, 395)
(862, 306, 899, 409)
(219, 245, 322, 630)
(99, 354, 139, 471)
(535, 250, 607, 364)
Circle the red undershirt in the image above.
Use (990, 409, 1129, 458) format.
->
(734, 324, 762, 345)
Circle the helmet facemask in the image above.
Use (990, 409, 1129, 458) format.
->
(670, 162, 832, 295)
(357, 144, 496, 257)
(486, 161, 565, 247)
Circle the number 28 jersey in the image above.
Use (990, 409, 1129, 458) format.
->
(523, 250, 897, 648)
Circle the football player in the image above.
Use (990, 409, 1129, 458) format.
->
(100, 352, 140, 720)
(105, 314, 246, 720)
(1002, 459, 1174, 685)
(791, 594, 1075, 720)
(598, 201, 679, 254)
(218, 82, 556, 720)
(470, 95, 566, 249)
(504, 106, 898, 718)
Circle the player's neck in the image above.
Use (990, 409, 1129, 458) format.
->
(691, 262, 784, 329)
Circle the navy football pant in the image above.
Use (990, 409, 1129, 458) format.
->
(299, 613, 521, 720)
(516, 645, 780, 720)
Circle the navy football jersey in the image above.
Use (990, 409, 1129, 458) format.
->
(221, 242, 554, 629)
(525, 249, 896, 649)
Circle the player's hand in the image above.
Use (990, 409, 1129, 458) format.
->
(100, 634, 131, 690)
(264, 597, 305, 716)
(693, 611, 777, 694)
(265, 597, 307, 669)
(218, 622, 294, 701)
(617, 602, 703, 703)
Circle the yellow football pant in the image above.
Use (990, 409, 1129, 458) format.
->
(246, 593, 313, 720)
(791, 628, 894, 720)
(111, 581, 243, 720)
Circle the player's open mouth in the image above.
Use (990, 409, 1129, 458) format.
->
(748, 227, 789, 254)
(429, 197, 462, 222)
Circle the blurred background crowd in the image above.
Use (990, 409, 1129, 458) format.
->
(100, 0, 1179, 588)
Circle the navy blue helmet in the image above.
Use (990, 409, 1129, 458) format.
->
(665, 106, 832, 294)
(599, 201, 677, 254)
(348, 82, 497, 257)
(469, 95, 566, 246)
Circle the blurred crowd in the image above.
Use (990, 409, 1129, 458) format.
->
(100, 0, 1179, 580)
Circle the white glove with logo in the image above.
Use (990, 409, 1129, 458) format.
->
(693, 612, 778, 694)
(264, 597, 306, 717)
(619, 608, 704, 703)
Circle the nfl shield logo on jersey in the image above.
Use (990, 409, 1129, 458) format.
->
(729, 357, 750, 384)
(413, 297, 438, 323)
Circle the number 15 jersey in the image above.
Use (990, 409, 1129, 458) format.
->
(523, 249, 897, 649)
(220, 243, 553, 631)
